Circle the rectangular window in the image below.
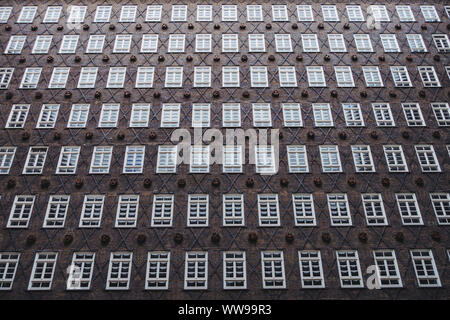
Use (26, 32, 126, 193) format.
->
(171, 5, 187, 22)
(328, 34, 346, 52)
(223, 252, 246, 289)
(373, 250, 402, 288)
(192, 104, 210, 128)
(292, 194, 316, 226)
(68, 104, 89, 128)
(59, 35, 79, 54)
(362, 194, 388, 226)
(298, 251, 325, 288)
(161, 104, 180, 128)
(222, 34, 239, 53)
(421, 5, 439, 22)
(151, 195, 174, 227)
(301, 34, 319, 52)
(49, 67, 70, 89)
(313, 103, 333, 127)
(222, 66, 240, 87)
(252, 103, 272, 127)
(406, 34, 427, 52)
(86, 35, 105, 54)
(135, 67, 154, 88)
(432, 34, 450, 52)
(123, 146, 145, 174)
(23, 147, 47, 174)
(146, 252, 170, 290)
(78, 67, 98, 88)
(20, 68, 42, 89)
(418, 66, 440, 87)
(195, 34, 212, 53)
(390, 66, 412, 87)
(247, 5, 263, 21)
(94, 6, 112, 22)
(372, 103, 395, 126)
(431, 103, 450, 126)
(351, 145, 375, 172)
(320, 145, 342, 172)
(115, 195, 139, 228)
(261, 251, 286, 289)
(383, 145, 408, 172)
(222, 103, 241, 127)
(156, 145, 178, 173)
(336, 251, 363, 288)
(362, 66, 383, 87)
(113, 35, 132, 53)
(187, 195, 209, 226)
(56, 146, 80, 174)
(43, 195, 70, 228)
(354, 34, 373, 52)
(327, 193, 352, 226)
(168, 34, 185, 53)
(99, 104, 119, 127)
(250, 67, 268, 87)
(0, 253, 20, 290)
(282, 103, 302, 127)
(307, 66, 326, 87)
(396, 5, 415, 22)
(411, 250, 441, 288)
(275, 34, 292, 52)
(287, 145, 309, 173)
(223, 194, 244, 226)
(120, 5, 137, 22)
(278, 66, 297, 87)
(165, 67, 183, 87)
(257, 194, 280, 227)
(36, 104, 59, 129)
(17, 6, 37, 23)
(334, 66, 354, 87)
(297, 5, 314, 21)
(106, 253, 133, 290)
(67, 253, 95, 290)
(322, 5, 339, 21)
(0, 147, 16, 174)
(190, 146, 209, 173)
(430, 193, 450, 225)
(68, 6, 86, 23)
(255, 146, 276, 174)
(90, 146, 113, 174)
(7, 195, 35, 228)
(32, 35, 52, 54)
(184, 252, 208, 290)
(369, 5, 390, 22)
(79, 195, 104, 228)
(6, 104, 29, 128)
(194, 67, 211, 87)
(342, 103, 364, 127)
(395, 193, 423, 225)
(130, 103, 150, 127)
(0, 68, 14, 89)
(146, 5, 162, 22)
(346, 5, 364, 21)
(272, 5, 288, 21)
(28, 253, 57, 291)
(223, 146, 243, 173)
(0, 7, 12, 23)
(248, 34, 265, 52)
(415, 145, 441, 172)
(380, 34, 400, 52)
(141, 34, 158, 53)
(222, 5, 237, 22)
(106, 67, 127, 88)
(197, 5, 212, 21)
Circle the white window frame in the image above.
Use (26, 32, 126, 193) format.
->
(171, 5, 187, 22)
(431, 103, 450, 126)
(396, 5, 415, 22)
(197, 5, 212, 22)
(297, 5, 314, 21)
(354, 34, 373, 52)
(248, 34, 265, 52)
(383, 145, 408, 172)
(193, 66, 211, 87)
(145, 252, 170, 290)
(165, 67, 183, 88)
(351, 145, 375, 172)
(336, 250, 363, 288)
(362, 193, 388, 226)
(146, 5, 162, 22)
(28, 253, 57, 291)
(156, 145, 178, 173)
(32, 35, 53, 54)
(56, 146, 80, 174)
(327, 193, 352, 226)
(362, 66, 383, 87)
(7, 195, 35, 228)
(307, 66, 326, 87)
(115, 195, 139, 228)
(222, 66, 240, 87)
(59, 35, 79, 54)
(168, 34, 185, 53)
(222, 5, 237, 22)
(223, 146, 243, 173)
(0, 68, 14, 89)
(190, 146, 210, 173)
(282, 103, 302, 127)
(342, 103, 365, 127)
(123, 145, 145, 174)
(90, 146, 113, 174)
(334, 66, 354, 87)
(78, 67, 98, 88)
(406, 34, 427, 53)
(160, 104, 180, 128)
(380, 34, 400, 53)
(222, 194, 245, 226)
(98, 103, 120, 128)
(94, 6, 112, 23)
(255, 146, 276, 174)
(328, 34, 346, 52)
(257, 194, 280, 227)
(67, 252, 95, 290)
(184, 252, 208, 290)
(274, 34, 292, 53)
(298, 251, 325, 289)
(415, 145, 441, 172)
(313, 103, 333, 127)
(432, 34, 450, 53)
(106, 67, 127, 88)
(113, 34, 132, 53)
(420, 5, 440, 22)
(0, 253, 20, 290)
(418, 66, 440, 87)
(86, 35, 105, 54)
(79, 195, 105, 228)
(250, 67, 268, 87)
(395, 193, 423, 225)
(17, 6, 37, 23)
(36, 104, 59, 129)
(430, 193, 450, 225)
(187, 195, 209, 227)
(272, 5, 288, 22)
(320, 145, 342, 173)
(43, 195, 70, 228)
(48, 67, 70, 89)
(278, 66, 297, 87)
(346, 5, 364, 21)
(292, 194, 316, 226)
(20, 68, 42, 89)
(195, 34, 212, 53)
(301, 34, 320, 52)
(0, 147, 16, 174)
(141, 34, 158, 53)
(0, 7, 12, 24)
(151, 195, 174, 227)
(261, 251, 286, 289)
(252, 103, 272, 127)
(372, 103, 395, 127)
(106, 252, 133, 290)
(247, 5, 263, 22)
(135, 67, 155, 88)
(130, 103, 150, 128)
(23, 146, 48, 175)
(223, 251, 247, 290)
(373, 250, 402, 288)
(119, 5, 137, 23)
(68, 104, 89, 128)
(222, 34, 239, 53)
(222, 103, 241, 127)
(287, 145, 309, 173)
(391, 66, 412, 87)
